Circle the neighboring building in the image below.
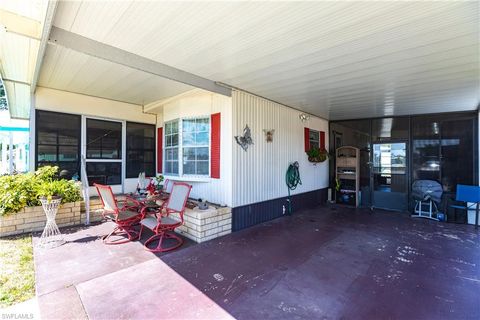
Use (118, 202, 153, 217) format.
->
(0, 80, 29, 174)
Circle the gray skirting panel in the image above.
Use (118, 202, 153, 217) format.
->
(232, 188, 328, 231)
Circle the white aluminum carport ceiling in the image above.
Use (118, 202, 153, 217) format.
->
(5, 1, 480, 120)
(0, 0, 46, 119)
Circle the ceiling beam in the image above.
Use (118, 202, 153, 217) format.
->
(48, 26, 232, 97)
(31, 0, 58, 94)
(0, 9, 41, 39)
(2, 78, 31, 86)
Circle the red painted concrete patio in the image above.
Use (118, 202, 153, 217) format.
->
(34, 206, 480, 319)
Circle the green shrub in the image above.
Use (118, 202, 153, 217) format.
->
(0, 173, 37, 215)
(34, 165, 58, 181)
(0, 166, 82, 216)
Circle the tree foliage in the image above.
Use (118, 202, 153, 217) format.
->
(0, 80, 7, 111)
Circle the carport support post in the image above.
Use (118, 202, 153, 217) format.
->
(8, 132, 13, 174)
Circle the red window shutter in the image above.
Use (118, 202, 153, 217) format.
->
(157, 127, 163, 173)
(304, 127, 310, 152)
(320, 131, 326, 150)
(211, 113, 221, 179)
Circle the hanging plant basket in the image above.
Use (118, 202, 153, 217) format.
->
(308, 156, 327, 163)
(306, 147, 328, 163)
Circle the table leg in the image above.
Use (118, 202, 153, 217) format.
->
(475, 202, 479, 229)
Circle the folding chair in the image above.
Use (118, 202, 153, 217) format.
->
(449, 184, 480, 228)
(94, 184, 144, 244)
(139, 182, 192, 252)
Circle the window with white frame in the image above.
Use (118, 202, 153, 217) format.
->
(164, 120, 179, 175)
(182, 118, 209, 175)
(164, 117, 210, 176)
(309, 130, 320, 150)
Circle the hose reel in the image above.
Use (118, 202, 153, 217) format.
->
(285, 161, 302, 215)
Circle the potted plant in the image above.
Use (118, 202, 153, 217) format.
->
(154, 175, 165, 191)
(30, 166, 82, 247)
(306, 147, 329, 163)
(35, 178, 82, 204)
(36, 180, 62, 202)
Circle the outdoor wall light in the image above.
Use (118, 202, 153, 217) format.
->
(299, 113, 310, 122)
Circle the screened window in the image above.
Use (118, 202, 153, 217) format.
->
(182, 118, 209, 175)
(86, 119, 122, 186)
(126, 122, 155, 178)
(309, 130, 320, 149)
(164, 117, 210, 176)
(86, 119, 122, 159)
(36, 110, 81, 179)
(412, 114, 476, 192)
(164, 120, 179, 175)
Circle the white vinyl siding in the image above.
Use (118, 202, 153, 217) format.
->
(232, 90, 329, 207)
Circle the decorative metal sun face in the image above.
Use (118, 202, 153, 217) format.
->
(235, 125, 254, 151)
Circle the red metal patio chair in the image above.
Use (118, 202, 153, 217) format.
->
(94, 183, 144, 245)
(158, 178, 174, 200)
(139, 182, 192, 252)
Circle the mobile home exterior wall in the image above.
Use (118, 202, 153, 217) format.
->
(157, 90, 233, 207)
(33, 87, 156, 195)
(231, 90, 329, 229)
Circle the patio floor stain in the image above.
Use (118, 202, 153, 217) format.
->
(33, 206, 480, 319)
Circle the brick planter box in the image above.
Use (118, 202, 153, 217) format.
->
(0, 197, 233, 244)
(0, 202, 83, 237)
(0, 198, 111, 238)
(174, 206, 232, 243)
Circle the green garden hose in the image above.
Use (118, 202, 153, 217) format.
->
(286, 161, 302, 215)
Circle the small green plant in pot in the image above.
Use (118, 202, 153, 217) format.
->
(154, 175, 165, 191)
(34, 166, 82, 204)
(36, 180, 67, 202)
(306, 147, 329, 163)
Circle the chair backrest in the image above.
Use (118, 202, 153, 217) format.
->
(165, 182, 192, 214)
(163, 179, 174, 193)
(94, 183, 119, 213)
(456, 184, 480, 203)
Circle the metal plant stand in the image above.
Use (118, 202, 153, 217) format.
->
(38, 198, 65, 248)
